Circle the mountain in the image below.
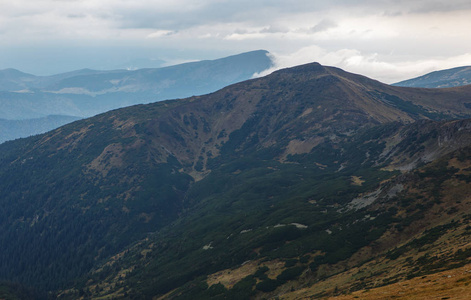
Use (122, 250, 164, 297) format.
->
(0, 50, 273, 119)
(394, 65, 471, 88)
(111, 58, 166, 70)
(1, 62, 471, 298)
(0, 115, 81, 144)
(0, 68, 37, 91)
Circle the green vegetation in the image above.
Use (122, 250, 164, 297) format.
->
(277, 266, 305, 282)
(371, 92, 449, 120)
(0, 111, 428, 298)
(73, 127, 400, 299)
(0, 282, 44, 300)
(256, 278, 279, 292)
(387, 222, 461, 261)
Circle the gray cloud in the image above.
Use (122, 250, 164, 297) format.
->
(67, 14, 86, 19)
(112, 1, 284, 30)
(97, 0, 356, 31)
(260, 25, 290, 34)
(383, 10, 403, 17)
(409, 1, 471, 13)
(310, 19, 337, 33)
(5, 0, 463, 34)
(105, 0, 469, 32)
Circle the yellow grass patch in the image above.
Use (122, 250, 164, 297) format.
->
(350, 176, 365, 186)
(206, 259, 286, 289)
(284, 137, 324, 156)
(328, 263, 471, 300)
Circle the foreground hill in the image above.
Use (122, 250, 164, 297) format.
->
(1, 62, 471, 298)
(394, 65, 471, 88)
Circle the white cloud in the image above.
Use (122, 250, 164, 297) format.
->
(224, 31, 268, 40)
(254, 45, 471, 84)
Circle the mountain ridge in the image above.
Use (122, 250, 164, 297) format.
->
(394, 65, 471, 88)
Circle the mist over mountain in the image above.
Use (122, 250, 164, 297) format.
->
(394, 65, 471, 88)
(1, 62, 471, 299)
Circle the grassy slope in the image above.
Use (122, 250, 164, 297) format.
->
(328, 263, 471, 300)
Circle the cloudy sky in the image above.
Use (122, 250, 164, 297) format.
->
(1, 0, 471, 83)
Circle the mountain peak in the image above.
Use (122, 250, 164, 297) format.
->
(0, 68, 34, 77)
(273, 62, 324, 75)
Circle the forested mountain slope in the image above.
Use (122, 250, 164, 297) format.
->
(1, 62, 471, 298)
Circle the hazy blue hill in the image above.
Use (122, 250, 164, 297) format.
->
(0, 91, 83, 119)
(0, 68, 114, 91)
(0, 50, 273, 120)
(0, 115, 81, 144)
(0, 69, 37, 91)
(394, 65, 471, 88)
(46, 50, 273, 96)
(111, 57, 166, 70)
(37, 68, 125, 88)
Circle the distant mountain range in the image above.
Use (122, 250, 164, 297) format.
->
(2, 62, 471, 299)
(0, 50, 273, 119)
(0, 50, 272, 143)
(394, 65, 471, 88)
